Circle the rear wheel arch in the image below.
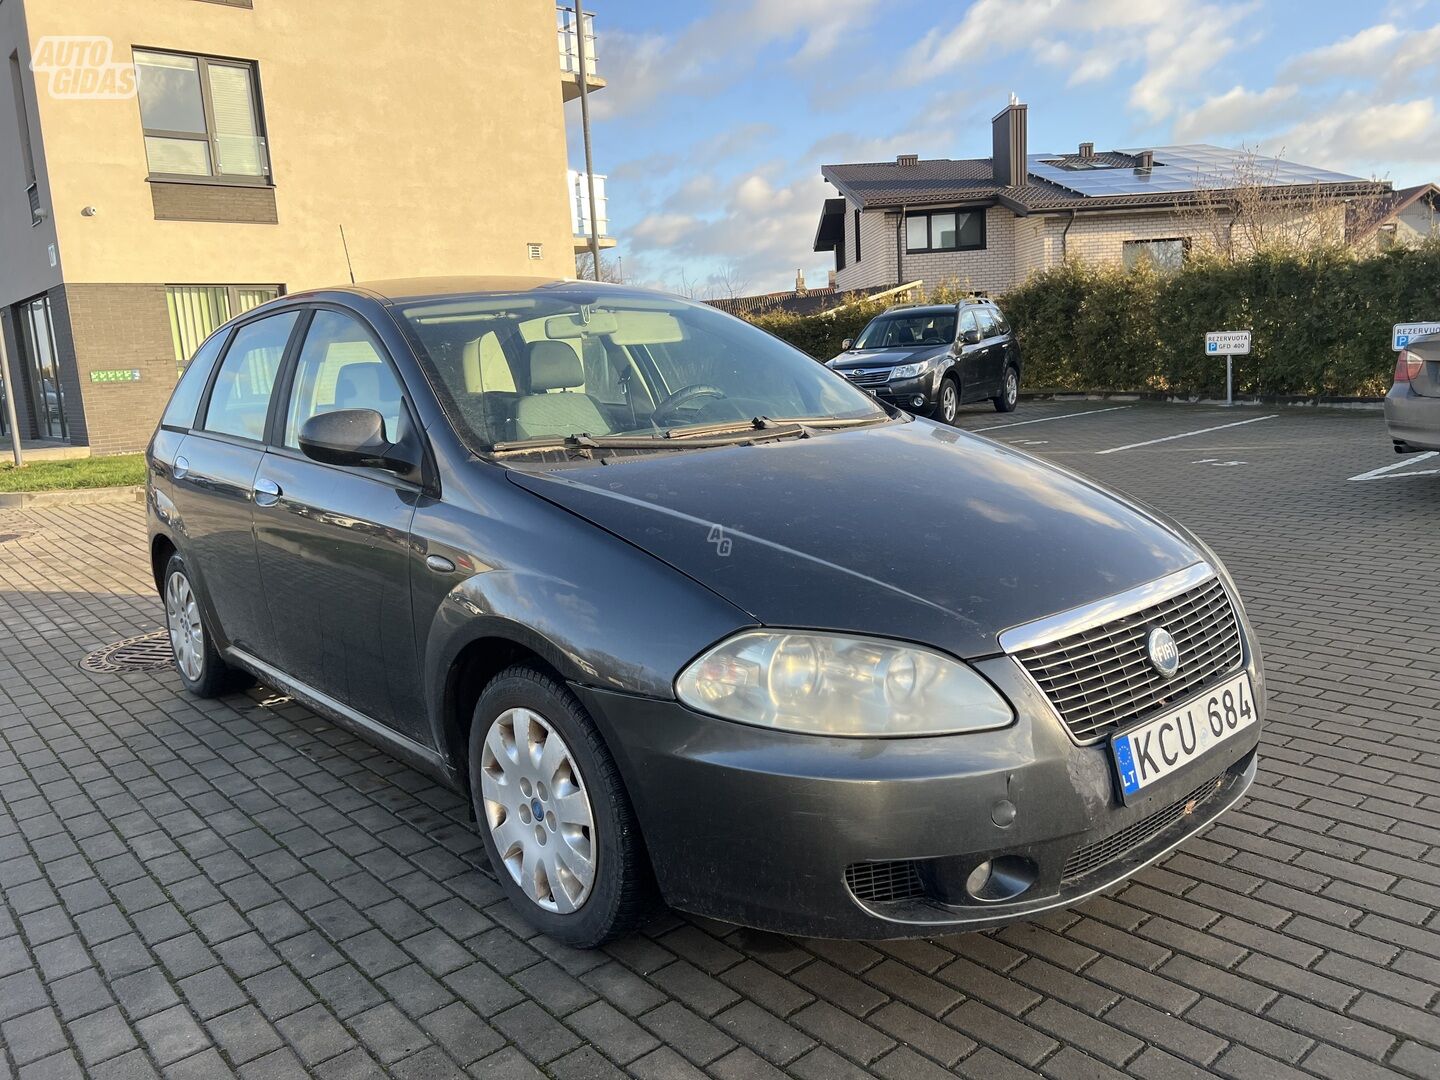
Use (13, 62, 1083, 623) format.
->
(150, 534, 177, 596)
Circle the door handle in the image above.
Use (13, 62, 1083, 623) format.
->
(253, 478, 281, 507)
(173, 455, 189, 480)
(426, 554, 456, 574)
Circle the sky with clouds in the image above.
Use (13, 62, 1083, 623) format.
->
(566, 0, 1440, 295)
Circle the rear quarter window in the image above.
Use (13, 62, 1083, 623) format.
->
(161, 330, 228, 430)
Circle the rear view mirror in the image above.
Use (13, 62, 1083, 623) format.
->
(841, 338, 853, 351)
(961, 327, 981, 345)
(299, 409, 414, 476)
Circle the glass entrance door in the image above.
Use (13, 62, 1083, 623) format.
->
(18, 295, 68, 441)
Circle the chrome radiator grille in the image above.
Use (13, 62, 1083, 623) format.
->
(1012, 574, 1243, 744)
(842, 369, 890, 388)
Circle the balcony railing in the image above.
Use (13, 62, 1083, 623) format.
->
(569, 169, 609, 237)
(558, 7, 604, 101)
(557, 7, 598, 78)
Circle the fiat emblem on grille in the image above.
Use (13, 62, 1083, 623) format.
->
(1146, 627, 1180, 679)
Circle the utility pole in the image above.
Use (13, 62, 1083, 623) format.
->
(573, 2, 602, 280)
(0, 312, 23, 467)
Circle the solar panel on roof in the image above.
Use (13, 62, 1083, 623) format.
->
(1025, 145, 1365, 199)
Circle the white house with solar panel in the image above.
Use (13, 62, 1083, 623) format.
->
(813, 99, 1399, 296)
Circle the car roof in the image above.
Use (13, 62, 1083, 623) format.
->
(280, 277, 681, 305)
(878, 301, 993, 316)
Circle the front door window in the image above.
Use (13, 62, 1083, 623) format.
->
(18, 295, 68, 441)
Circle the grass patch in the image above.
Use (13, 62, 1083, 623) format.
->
(0, 454, 146, 493)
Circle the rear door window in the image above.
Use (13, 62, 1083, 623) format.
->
(202, 311, 299, 441)
(976, 309, 1000, 339)
(990, 305, 1011, 334)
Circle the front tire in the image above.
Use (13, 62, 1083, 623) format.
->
(933, 377, 960, 425)
(163, 554, 251, 698)
(468, 665, 653, 947)
(993, 366, 1019, 413)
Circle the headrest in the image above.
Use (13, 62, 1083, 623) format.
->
(528, 341, 583, 391)
(335, 363, 384, 407)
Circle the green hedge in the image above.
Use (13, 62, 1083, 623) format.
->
(747, 243, 1440, 398)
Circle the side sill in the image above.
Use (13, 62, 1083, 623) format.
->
(226, 648, 461, 790)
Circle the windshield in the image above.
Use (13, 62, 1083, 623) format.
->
(394, 288, 885, 450)
(853, 311, 956, 350)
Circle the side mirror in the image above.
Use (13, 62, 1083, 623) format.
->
(299, 409, 413, 475)
(840, 338, 853, 351)
(960, 327, 981, 346)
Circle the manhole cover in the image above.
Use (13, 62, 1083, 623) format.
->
(80, 631, 176, 674)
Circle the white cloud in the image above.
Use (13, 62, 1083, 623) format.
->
(1264, 97, 1440, 174)
(905, 0, 1250, 120)
(1173, 84, 1300, 142)
(591, 0, 886, 119)
(1279, 24, 1404, 83)
(627, 167, 838, 293)
(1169, 21, 1440, 177)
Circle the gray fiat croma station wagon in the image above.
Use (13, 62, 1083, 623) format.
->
(147, 277, 1264, 946)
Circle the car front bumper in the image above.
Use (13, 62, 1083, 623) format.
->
(1385, 383, 1440, 451)
(575, 647, 1263, 939)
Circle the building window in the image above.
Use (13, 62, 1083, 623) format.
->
(9, 51, 40, 224)
(166, 284, 280, 367)
(134, 50, 269, 182)
(854, 209, 862, 263)
(905, 209, 985, 253)
(1122, 238, 1187, 273)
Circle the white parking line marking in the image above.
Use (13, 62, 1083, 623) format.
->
(1095, 415, 1278, 455)
(1347, 451, 1439, 481)
(976, 405, 1134, 432)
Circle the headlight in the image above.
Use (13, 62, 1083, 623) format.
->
(890, 357, 932, 379)
(675, 631, 1013, 737)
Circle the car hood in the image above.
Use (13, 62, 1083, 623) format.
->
(505, 420, 1202, 660)
(829, 347, 944, 370)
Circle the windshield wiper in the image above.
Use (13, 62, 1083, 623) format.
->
(491, 424, 809, 455)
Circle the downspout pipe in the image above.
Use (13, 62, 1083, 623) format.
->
(896, 204, 906, 288)
(1060, 209, 1077, 261)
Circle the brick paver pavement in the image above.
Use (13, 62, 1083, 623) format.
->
(0, 402, 1437, 1079)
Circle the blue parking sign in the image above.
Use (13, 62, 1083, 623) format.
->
(1397, 335, 1410, 349)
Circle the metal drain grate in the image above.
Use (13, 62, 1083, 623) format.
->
(80, 631, 176, 674)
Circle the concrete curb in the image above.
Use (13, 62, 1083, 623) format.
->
(0, 485, 145, 509)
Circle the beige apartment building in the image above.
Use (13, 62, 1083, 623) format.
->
(0, 0, 608, 454)
(815, 100, 1398, 299)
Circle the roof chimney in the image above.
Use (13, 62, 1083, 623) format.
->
(795, 269, 807, 296)
(991, 98, 1028, 187)
(896, 154, 919, 167)
(1079, 141, 1094, 161)
(1136, 149, 1154, 171)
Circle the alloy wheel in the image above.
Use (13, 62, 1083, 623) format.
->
(164, 570, 204, 682)
(480, 707, 597, 914)
(940, 382, 958, 423)
(1005, 368, 1018, 407)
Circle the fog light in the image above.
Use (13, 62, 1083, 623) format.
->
(965, 855, 1037, 902)
(912, 395, 926, 407)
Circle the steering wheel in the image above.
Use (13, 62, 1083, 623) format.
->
(651, 384, 727, 426)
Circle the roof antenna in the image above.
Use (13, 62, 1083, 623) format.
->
(1009, 91, 1019, 106)
(339, 224, 356, 284)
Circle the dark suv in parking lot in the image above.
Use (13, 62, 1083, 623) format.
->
(828, 299, 1022, 423)
(148, 277, 1261, 946)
